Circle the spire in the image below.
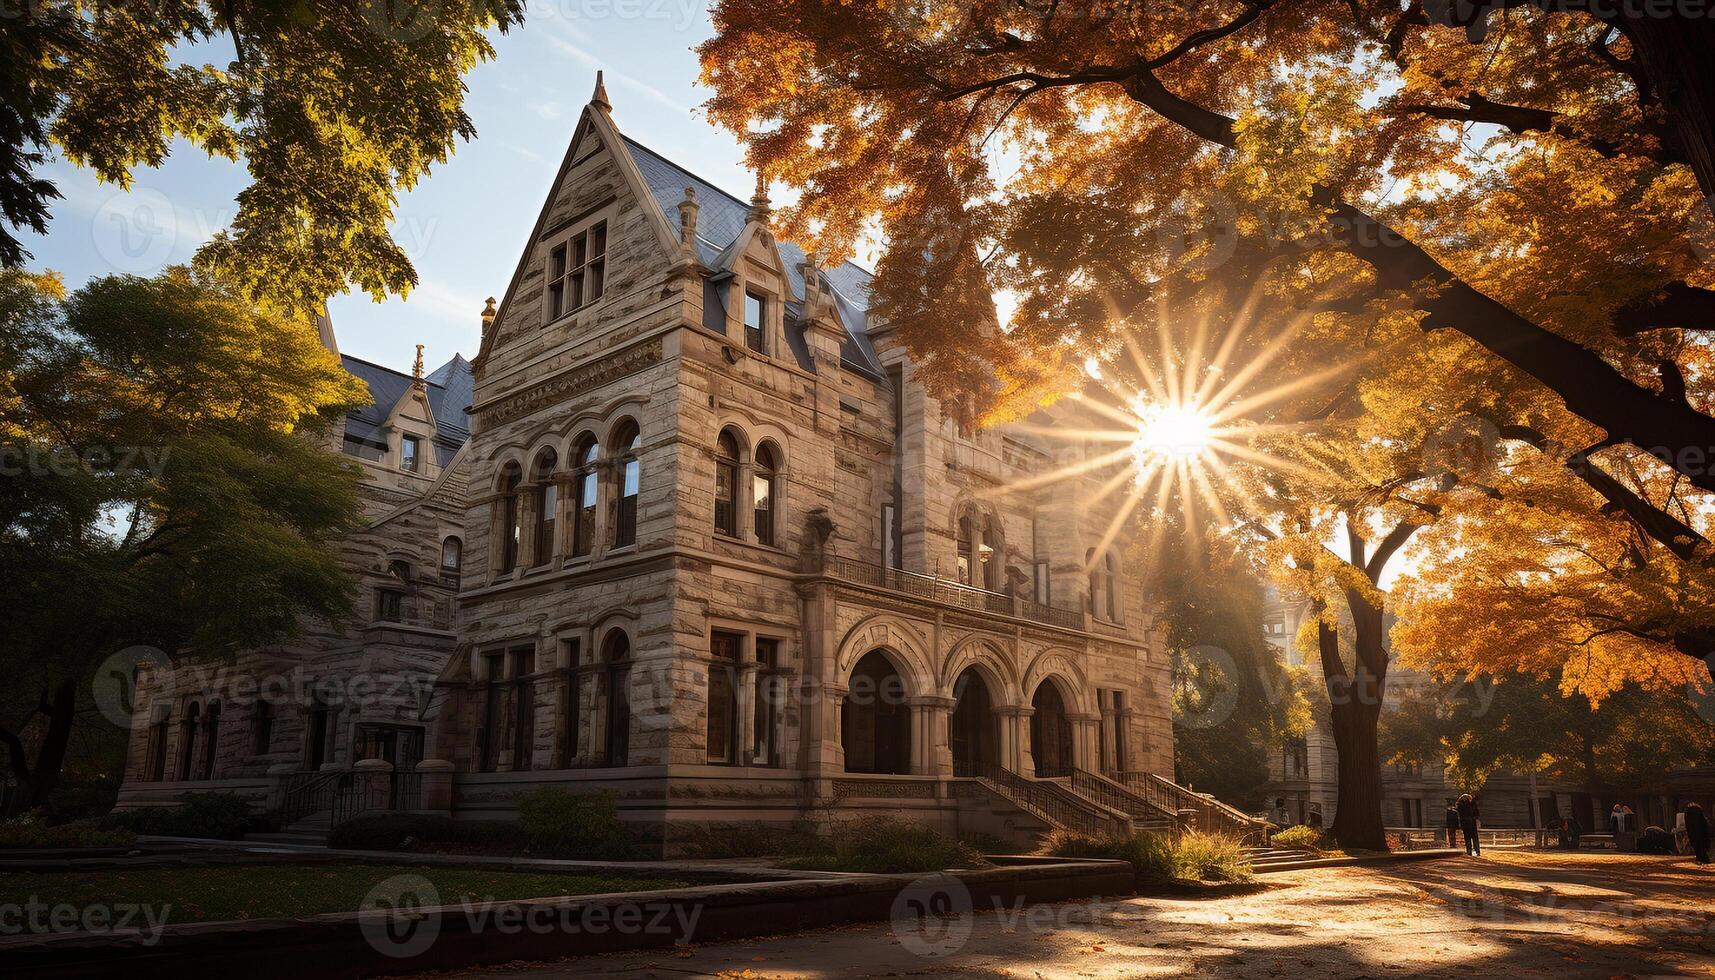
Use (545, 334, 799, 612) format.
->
(747, 172, 771, 223)
(677, 186, 699, 252)
(412, 344, 426, 389)
(314, 308, 339, 357)
(590, 70, 611, 112)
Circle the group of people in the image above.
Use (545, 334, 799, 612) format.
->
(1444, 794, 1482, 855)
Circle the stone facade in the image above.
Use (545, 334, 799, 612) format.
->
(116, 84, 1173, 849)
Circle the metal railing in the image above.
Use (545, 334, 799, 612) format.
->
(332, 770, 422, 826)
(1070, 768, 1176, 828)
(1120, 771, 1272, 844)
(822, 554, 1085, 630)
(281, 770, 343, 827)
(974, 762, 1132, 838)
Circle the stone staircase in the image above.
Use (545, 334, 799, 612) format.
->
(245, 811, 332, 847)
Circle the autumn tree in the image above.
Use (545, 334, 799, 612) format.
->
(1, 1, 523, 312)
(0, 268, 367, 814)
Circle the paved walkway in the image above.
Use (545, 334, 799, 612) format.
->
(418, 851, 1715, 978)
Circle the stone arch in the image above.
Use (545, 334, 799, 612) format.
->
(835, 614, 934, 697)
(938, 634, 1021, 706)
(1022, 648, 1095, 716)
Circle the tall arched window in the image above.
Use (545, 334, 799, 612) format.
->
(1104, 551, 1121, 623)
(982, 515, 1004, 591)
(200, 701, 222, 779)
(572, 436, 599, 557)
(532, 449, 558, 565)
(440, 536, 463, 585)
(956, 514, 973, 585)
(602, 630, 631, 767)
(614, 421, 641, 547)
(714, 429, 740, 536)
(147, 708, 170, 781)
(179, 702, 201, 780)
(753, 442, 777, 546)
(498, 463, 523, 573)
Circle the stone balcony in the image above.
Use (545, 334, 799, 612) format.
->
(819, 553, 1086, 632)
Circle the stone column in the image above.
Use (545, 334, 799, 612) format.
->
(1015, 706, 1037, 776)
(1070, 713, 1101, 771)
(910, 696, 954, 777)
(417, 759, 454, 815)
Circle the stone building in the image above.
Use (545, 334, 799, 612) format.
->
(117, 79, 1211, 849)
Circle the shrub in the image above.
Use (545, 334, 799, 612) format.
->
(1272, 825, 1326, 853)
(0, 812, 137, 849)
(102, 792, 262, 839)
(40, 777, 121, 825)
(1045, 829, 1252, 884)
(956, 831, 1015, 856)
(517, 788, 640, 860)
(678, 820, 826, 859)
(326, 814, 515, 852)
(780, 817, 983, 874)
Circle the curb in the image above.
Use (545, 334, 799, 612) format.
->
(1253, 848, 1464, 874)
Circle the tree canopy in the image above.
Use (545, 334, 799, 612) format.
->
(1, 1, 523, 312)
(0, 267, 367, 811)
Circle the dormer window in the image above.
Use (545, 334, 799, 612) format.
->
(401, 435, 421, 473)
(546, 222, 608, 321)
(743, 291, 766, 354)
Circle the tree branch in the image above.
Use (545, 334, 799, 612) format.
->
(1612, 281, 1715, 336)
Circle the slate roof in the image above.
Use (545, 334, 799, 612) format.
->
(340, 353, 473, 467)
(623, 136, 885, 378)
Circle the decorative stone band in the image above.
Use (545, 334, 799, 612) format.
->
(473, 339, 663, 428)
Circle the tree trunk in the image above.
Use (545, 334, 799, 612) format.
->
(1318, 613, 1389, 851)
(1614, 15, 1715, 200)
(0, 679, 78, 816)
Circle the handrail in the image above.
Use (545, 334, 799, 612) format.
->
(1069, 768, 1176, 826)
(821, 554, 1084, 631)
(973, 762, 1131, 838)
(331, 770, 422, 826)
(281, 770, 344, 827)
(1120, 771, 1272, 844)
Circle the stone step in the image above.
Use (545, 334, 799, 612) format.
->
(244, 832, 328, 847)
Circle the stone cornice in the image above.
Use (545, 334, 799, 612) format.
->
(471, 338, 662, 428)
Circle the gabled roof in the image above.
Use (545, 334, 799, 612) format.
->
(340, 353, 473, 466)
(622, 136, 884, 377)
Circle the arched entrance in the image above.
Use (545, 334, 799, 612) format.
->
(842, 650, 911, 774)
(949, 668, 999, 777)
(1030, 680, 1075, 777)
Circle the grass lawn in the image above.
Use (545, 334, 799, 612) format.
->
(0, 865, 687, 926)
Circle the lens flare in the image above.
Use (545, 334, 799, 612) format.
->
(1134, 401, 1216, 461)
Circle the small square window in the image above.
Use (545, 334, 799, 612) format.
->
(401, 435, 421, 473)
(744, 291, 766, 354)
(376, 589, 404, 622)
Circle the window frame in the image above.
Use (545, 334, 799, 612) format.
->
(742, 290, 767, 354)
(613, 422, 641, 549)
(544, 220, 609, 323)
(400, 434, 422, 473)
(572, 436, 600, 558)
(714, 429, 741, 537)
(752, 442, 777, 546)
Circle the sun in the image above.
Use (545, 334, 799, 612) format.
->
(1134, 401, 1217, 462)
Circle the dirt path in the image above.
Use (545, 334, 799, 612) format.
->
(421, 851, 1715, 978)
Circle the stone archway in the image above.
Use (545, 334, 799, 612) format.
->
(949, 667, 1000, 777)
(1030, 679, 1075, 777)
(841, 650, 912, 774)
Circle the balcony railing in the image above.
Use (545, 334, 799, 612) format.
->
(822, 554, 1085, 631)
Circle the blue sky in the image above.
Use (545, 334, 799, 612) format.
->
(21, 3, 750, 373)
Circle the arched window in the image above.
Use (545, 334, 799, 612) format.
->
(602, 630, 631, 767)
(252, 698, 274, 755)
(956, 513, 973, 585)
(614, 421, 641, 547)
(753, 442, 777, 546)
(1104, 551, 1122, 623)
(982, 517, 1004, 591)
(572, 436, 599, 557)
(147, 708, 170, 781)
(440, 536, 462, 585)
(498, 463, 523, 573)
(714, 428, 740, 536)
(200, 701, 222, 779)
(532, 449, 558, 565)
(179, 702, 201, 780)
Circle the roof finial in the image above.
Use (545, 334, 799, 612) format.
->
(677, 186, 700, 252)
(480, 297, 497, 340)
(747, 172, 771, 222)
(591, 70, 611, 112)
(412, 344, 426, 388)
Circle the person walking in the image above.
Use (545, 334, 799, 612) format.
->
(1457, 793, 1481, 856)
(1444, 800, 1461, 849)
(1685, 803, 1710, 865)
